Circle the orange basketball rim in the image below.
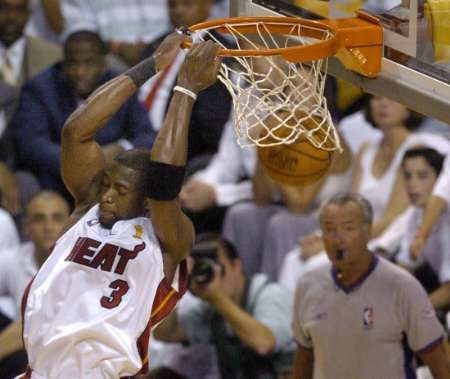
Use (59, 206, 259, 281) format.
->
(183, 11, 383, 78)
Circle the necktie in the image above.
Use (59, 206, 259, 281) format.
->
(1, 50, 16, 85)
(143, 63, 173, 111)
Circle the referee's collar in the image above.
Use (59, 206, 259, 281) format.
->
(331, 255, 379, 294)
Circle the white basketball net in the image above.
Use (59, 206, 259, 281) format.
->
(192, 21, 341, 151)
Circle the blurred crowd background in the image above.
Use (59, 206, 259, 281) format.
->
(0, 0, 450, 378)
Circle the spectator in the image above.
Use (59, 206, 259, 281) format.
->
(0, 190, 69, 378)
(0, 0, 61, 213)
(351, 96, 450, 239)
(180, 117, 256, 233)
(0, 0, 61, 88)
(154, 234, 296, 379)
(10, 30, 155, 198)
(61, 0, 169, 66)
(410, 154, 450, 260)
(292, 193, 449, 379)
(277, 146, 449, 292)
(139, 0, 232, 164)
(395, 148, 450, 311)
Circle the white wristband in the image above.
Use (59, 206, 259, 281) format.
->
(173, 85, 197, 101)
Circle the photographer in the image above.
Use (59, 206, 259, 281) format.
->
(153, 234, 296, 379)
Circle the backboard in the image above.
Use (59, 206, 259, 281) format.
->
(230, 0, 450, 124)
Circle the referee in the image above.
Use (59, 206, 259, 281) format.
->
(292, 193, 449, 379)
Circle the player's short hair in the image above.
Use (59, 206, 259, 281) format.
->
(402, 147, 444, 176)
(193, 233, 239, 261)
(64, 30, 107, 55)
(113, 148, 150, 178)
(319, 192, 373, 225)
(364, 95, 423, 131)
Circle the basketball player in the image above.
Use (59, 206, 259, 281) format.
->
(292, 193, 449, 379)
(18, 36, 222, 378)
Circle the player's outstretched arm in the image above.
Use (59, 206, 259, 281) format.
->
(146, 41, 222, 282)
(61, 33, 186, 213)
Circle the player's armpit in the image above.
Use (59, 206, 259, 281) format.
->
(146, 198, 194, 283)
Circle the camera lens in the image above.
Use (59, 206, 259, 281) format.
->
(191, 259, 214, 285)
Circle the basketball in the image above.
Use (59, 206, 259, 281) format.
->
(257, 112, 334, 186)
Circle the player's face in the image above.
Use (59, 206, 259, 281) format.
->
(99, 163, 145, 228)
(402, 156, 438, 208)
(370, 96, 410, 129)
(167, 0, 213, 28)
(63, 40, 105, 98)
(320, 202, 371, 269)
(25, 196, 70, 254)
(0, 0, 29, 46)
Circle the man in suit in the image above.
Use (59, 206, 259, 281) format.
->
(0, 0, 61, 215)
(10, 30, 155, 200)
(0, 0, 61, 88)
(140, 0, 232, 168)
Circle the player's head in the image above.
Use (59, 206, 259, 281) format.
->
(190, 233, 242, 298)
(364, 96, 423, 131)
(24, 191, 70, 255)
(63, 30, 107, 98)
(0, 0, 30, 47)
(167, 0, 214, 29)
(401, 147, 444, 208)
(319, 193, 373, 267)
(99, 149, 149, 228)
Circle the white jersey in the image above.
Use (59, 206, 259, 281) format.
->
(20, 205, 187, 379)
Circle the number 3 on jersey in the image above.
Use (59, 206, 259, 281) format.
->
(101, 279, 129, 309)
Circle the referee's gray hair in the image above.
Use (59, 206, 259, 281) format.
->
(319, 192, 373, 225)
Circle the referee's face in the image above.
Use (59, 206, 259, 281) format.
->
(320, 202, 371, 267)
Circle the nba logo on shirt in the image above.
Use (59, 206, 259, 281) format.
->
(363, 307, 374, 330)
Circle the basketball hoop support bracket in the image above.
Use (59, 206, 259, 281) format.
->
(184, 11, 383, 79)
(323, 11, 383, 78)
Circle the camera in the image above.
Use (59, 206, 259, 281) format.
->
(191, 258, 217, 285)
(190, 240, 224, 285)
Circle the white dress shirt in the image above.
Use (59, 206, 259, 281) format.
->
(0, 208, 20, 252)
(194, 117, 257, 206)
(0, 242, 37, 319)
(0, 37, 26, 83)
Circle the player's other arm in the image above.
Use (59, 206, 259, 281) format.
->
(146, 41, 222, 283)
(293, 345, 314, 379)
(61, 34, 185, 216)
(419, 340, 450, 379)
